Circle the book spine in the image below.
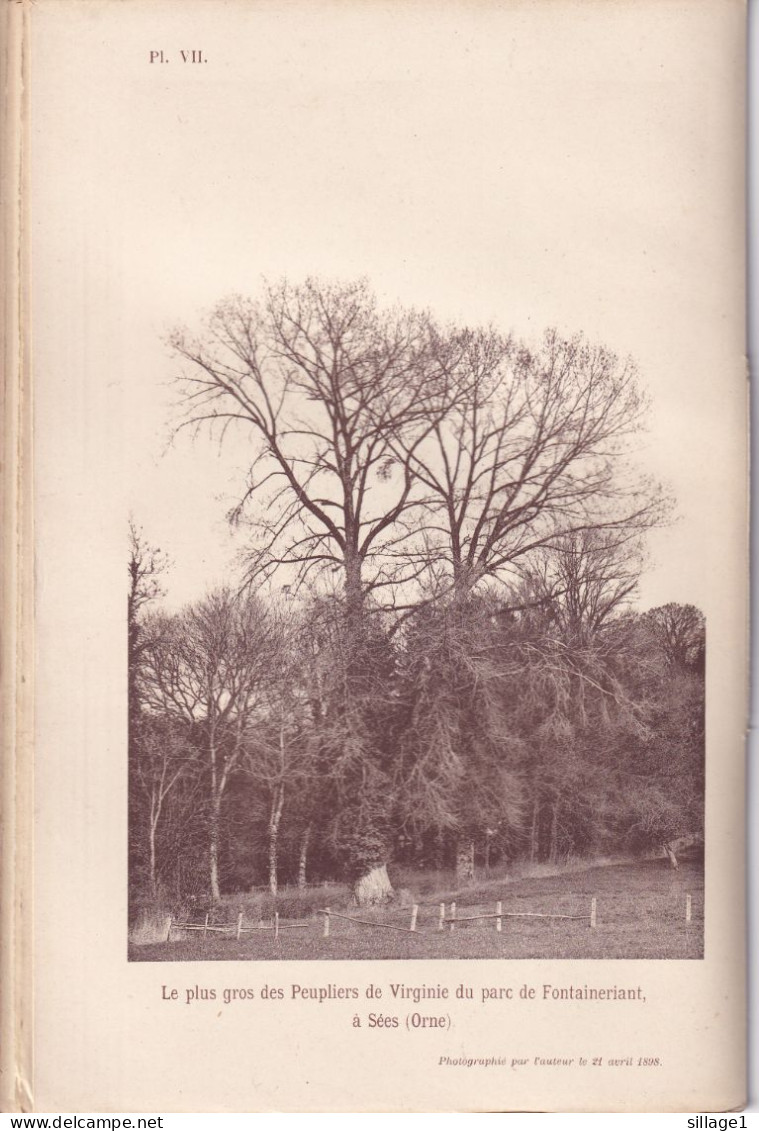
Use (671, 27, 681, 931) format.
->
(0, 0, 33, 1114)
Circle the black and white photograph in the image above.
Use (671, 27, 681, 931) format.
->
(127, 282, 706, 962)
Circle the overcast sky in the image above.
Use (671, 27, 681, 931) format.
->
(31, 0, 745, 615)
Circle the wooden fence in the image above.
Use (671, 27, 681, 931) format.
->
(166, 910, 310, 942)
(166, 892, 695, 944)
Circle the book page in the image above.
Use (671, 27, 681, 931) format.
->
(27, 0, 745, 1112)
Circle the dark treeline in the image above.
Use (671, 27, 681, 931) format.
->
(128, 280, 704, 912)
(128, 537, 704, 909)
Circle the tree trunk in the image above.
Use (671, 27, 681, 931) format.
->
(268, 786, 285, 896)
(663, 842, 679, 869)
(455, 838, 475, 883)
(529, 796, 539, 864)
(452, 556, 480, 607)
(549, 800, 562, 865)
(297, 826, 311, 889)
(353, 863, 393, 906)
(434, 828, 445, 869)
(209, 796, 222, 904)
(343, 550, 364, 625)
(148, 815, 158, 896)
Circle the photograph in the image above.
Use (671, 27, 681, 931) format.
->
(127, 282, 706, 963)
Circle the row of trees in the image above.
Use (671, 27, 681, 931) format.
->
(128, 280, 704, 908)
(129, 527, 704, 906)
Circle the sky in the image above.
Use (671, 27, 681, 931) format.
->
(31, 0, 746, 615)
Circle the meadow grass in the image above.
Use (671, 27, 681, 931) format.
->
(129, 858, 703, 961)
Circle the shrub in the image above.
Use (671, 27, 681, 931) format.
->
(129, 907, 172, 946)
(217, 883, 349, 923)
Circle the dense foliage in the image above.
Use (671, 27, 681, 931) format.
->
(128, 574, 704, 906)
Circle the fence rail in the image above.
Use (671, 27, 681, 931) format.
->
(167, 910, 312, 942)
(443, 912, 590, 923)
(318, 908, 420, 936)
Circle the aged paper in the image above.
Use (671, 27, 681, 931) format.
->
(22, 0, 746, 1112)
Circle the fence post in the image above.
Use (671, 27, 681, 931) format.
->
(274, 911, 280, 939)
(496, 901, 502, 933)
(438, 902, 445, 931)
(449, 901, 456, 932)
(410, 904, 418, 932)
(685, 893, 692, 923)
(236, 911, 243, 940)
(202, 912, 209, 940)
(590, 897, 597, 929)
(165, 917, 173, 944)
(323, 908, 330, 938)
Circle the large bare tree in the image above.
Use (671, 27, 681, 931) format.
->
(171, 278, 459, 618)
(387, 327, 669, 603)
(518, 528, 644, 647)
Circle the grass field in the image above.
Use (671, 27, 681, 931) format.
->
(129, 858, 703, 962)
